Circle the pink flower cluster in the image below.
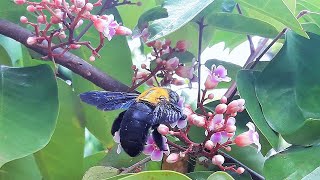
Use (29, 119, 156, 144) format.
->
(15, 0, 132, 60)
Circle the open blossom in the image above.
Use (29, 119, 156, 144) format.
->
(92, 15, 119, 41)
(171, 96, 188, 129)
(143, 135, 170, 161)
(204, 65, 231, 89)
(175, 65, 194, 79)
(234, 122, 261, 152)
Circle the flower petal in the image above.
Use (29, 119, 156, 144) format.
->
(177, 119, 188, 129)
(246, 122, 256, 131)
(117, 144, 122, 154)
(143, 144, 154, 155)
(113, 131, 120, 143)
(151, 149, 163, 161)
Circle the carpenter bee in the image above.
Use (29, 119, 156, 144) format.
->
(79, 87, 186, 157)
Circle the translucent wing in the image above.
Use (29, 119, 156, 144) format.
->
(79, 91, 139, 111)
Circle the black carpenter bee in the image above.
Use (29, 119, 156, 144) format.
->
(80, 87, 186, 157)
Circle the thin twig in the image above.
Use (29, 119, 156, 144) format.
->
(196, 17, 206, 107)
(120, 156, 151, 174)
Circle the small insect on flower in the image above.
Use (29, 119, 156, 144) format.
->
(80, 87, 186, 157)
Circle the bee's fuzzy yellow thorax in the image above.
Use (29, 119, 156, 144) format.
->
(137, 87, 169, 105)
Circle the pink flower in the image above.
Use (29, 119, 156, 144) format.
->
(115, 26, 132, 36)
(234, 122, 261, 152)
(113, 131, 122, 154)
(143, 135, 170, 161)
(170, 96, 188, 129)
(93, 15, 119, 41)
(210, 131, 228, 144)
(208, 114, 225, 131)
(204, 65, 231, 89)
(175, 65, 194, 79)
(166, 153, 179, 163)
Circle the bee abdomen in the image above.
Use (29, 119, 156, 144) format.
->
(120, 102, 154, 157)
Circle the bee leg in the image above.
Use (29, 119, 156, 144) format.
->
(152, 125, 166, 151)
(111, 111, 126, 136)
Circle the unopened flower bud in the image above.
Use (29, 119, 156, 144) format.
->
(191, 114, 205, 127)
(89, 56, 95, 61)
(165, 39, 171, 46)
(14, 0, 26, 5)
(59, 31, 67, 39)
(215, 104, 227, 114)
(166, 153, 179, 163)
(70, 44, 81, 49)
(224, 146, 231, 151)
(146, 78, 155, 87)
(226, 125, 236, 133)
(74, 0, 85, 8)
(27, 5, 37, 12)
(165, 57, 179, 71)
(155, 58, 162, 64)
(172, 79, 185, 86)
(157, 124, 169, 135)
(154, 40, 162, 50)
(175, 40, 188, 52)
(54, 0, 62, 6)
(146, 41, 156, 47)
(212, 155, 225, 166)
(220, 96, 227, 104)
(20, 16, 28, 24)
(115, 26, 132, 36)
(26, 37, 37, 45)
(85, 3, 93, 11)
(140, 64, 147, 69)
(205, 140, 214, 150)
(236, 167, 245, 174)
(37, 15, 47, 24)
(75, 19, 83, 29)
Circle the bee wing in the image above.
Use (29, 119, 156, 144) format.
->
(79, 91, 139, 111)
(152, 102, 183, 124)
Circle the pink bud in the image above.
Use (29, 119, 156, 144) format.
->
(207, 93, 214, 99)
(175, 66, 194, 79)
(146, 78, 155, 87)
(224, 146, 231, 152)
(37, 15, 47, 24)
(146, 41, 156, 47)
(225, 125, 236, 133)
(212, 155, 225, 166)
(236, 167, 245, 174)
(75, 19, 84, 29)
(175, 40, 188, 52)
(89, 56, 95, 61)
(70, 44, 81, 49)
(85, 3, 93, 11)
(166, 153, 179, 163)
(93, 18, 105, 32)
(74, 0, 86, 8)
(14, 0, 26, 5)
(204, 75, 218, 90)
(59, 31, 66, 39)
(26, 37, 37, 45)
(54, 0, 62, 6)
(157, 124, 169, 135)
(115, 26, 132, 36)
(172, 79, 185, 86)
(220, 96, 227, 104)
(191, 114, 205, 127)
(227, 132, 235, 138)
(234, 132, 252, 147)
(154, 40, 162, 50)
(27, 5, 37, 12)
(20, 16, 28, 24)
(165, 57, 179, 71)
(215, 104, 227, 114)
(205, 140, 214, 150)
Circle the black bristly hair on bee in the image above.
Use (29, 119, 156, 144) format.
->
(79, 87, 186, 157)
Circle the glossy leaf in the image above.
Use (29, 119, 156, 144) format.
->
(186, 171, 213, 180)
(135, 6, 168, 30)
(34, 80, 85, 180)
(82, 166, 119, 180)
(209, 30, 247, 50)
(0, 155, 41, 180)
(119, 170, 191, 180)
(105, 174, 132, 180)
(207, 171, 234, 180)
(263, 146, 320, 179)
(302, 23, 320, 36)
(237, 70, 279, 149)
(0, 35, 22, 67)
(236, 0, 307, 37)
(255, 31, 320, 145)
(147, 0, 215, 42)
(0, 65, 58, 167)
(84, 151, 108, 171)
(207, 13, 278, 38)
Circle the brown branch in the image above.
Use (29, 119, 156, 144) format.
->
(0, 19, 130, 92)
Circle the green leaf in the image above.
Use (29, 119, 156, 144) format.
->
(34, 80, 85, 180)
(283, 0, 296, 14)
(204, 59, 241, 88)
(207, 171, 234, 180)
(73, 8, 132, 147)
(0, 65, 58, 167)
(119, 170, 191, 180)
(82, 166, 119, 180)
(0, 45, 12, 66)
(0, 155, 41, 180)
(105, 174, 132, 180)
(207, 13, 278, 38)
(236, 0, 308, 38)
(237, 70, 279, 150)
(84, 151, 108, 171)
(302, 167, 320, 180)
(99, 146, 146, 169)
(302, 23, 320, 36)
(0, 1, 27, 23)
(209, 30, 247, 50)
(186, 171, 213, 180)
(255, 31, 320, 146)
(135, 6, 168, 30)
(117, 0, 157, 29)
(0, 35, 22, 67)
(147, 0, 215, 42)
(263, 146, 320, 179)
